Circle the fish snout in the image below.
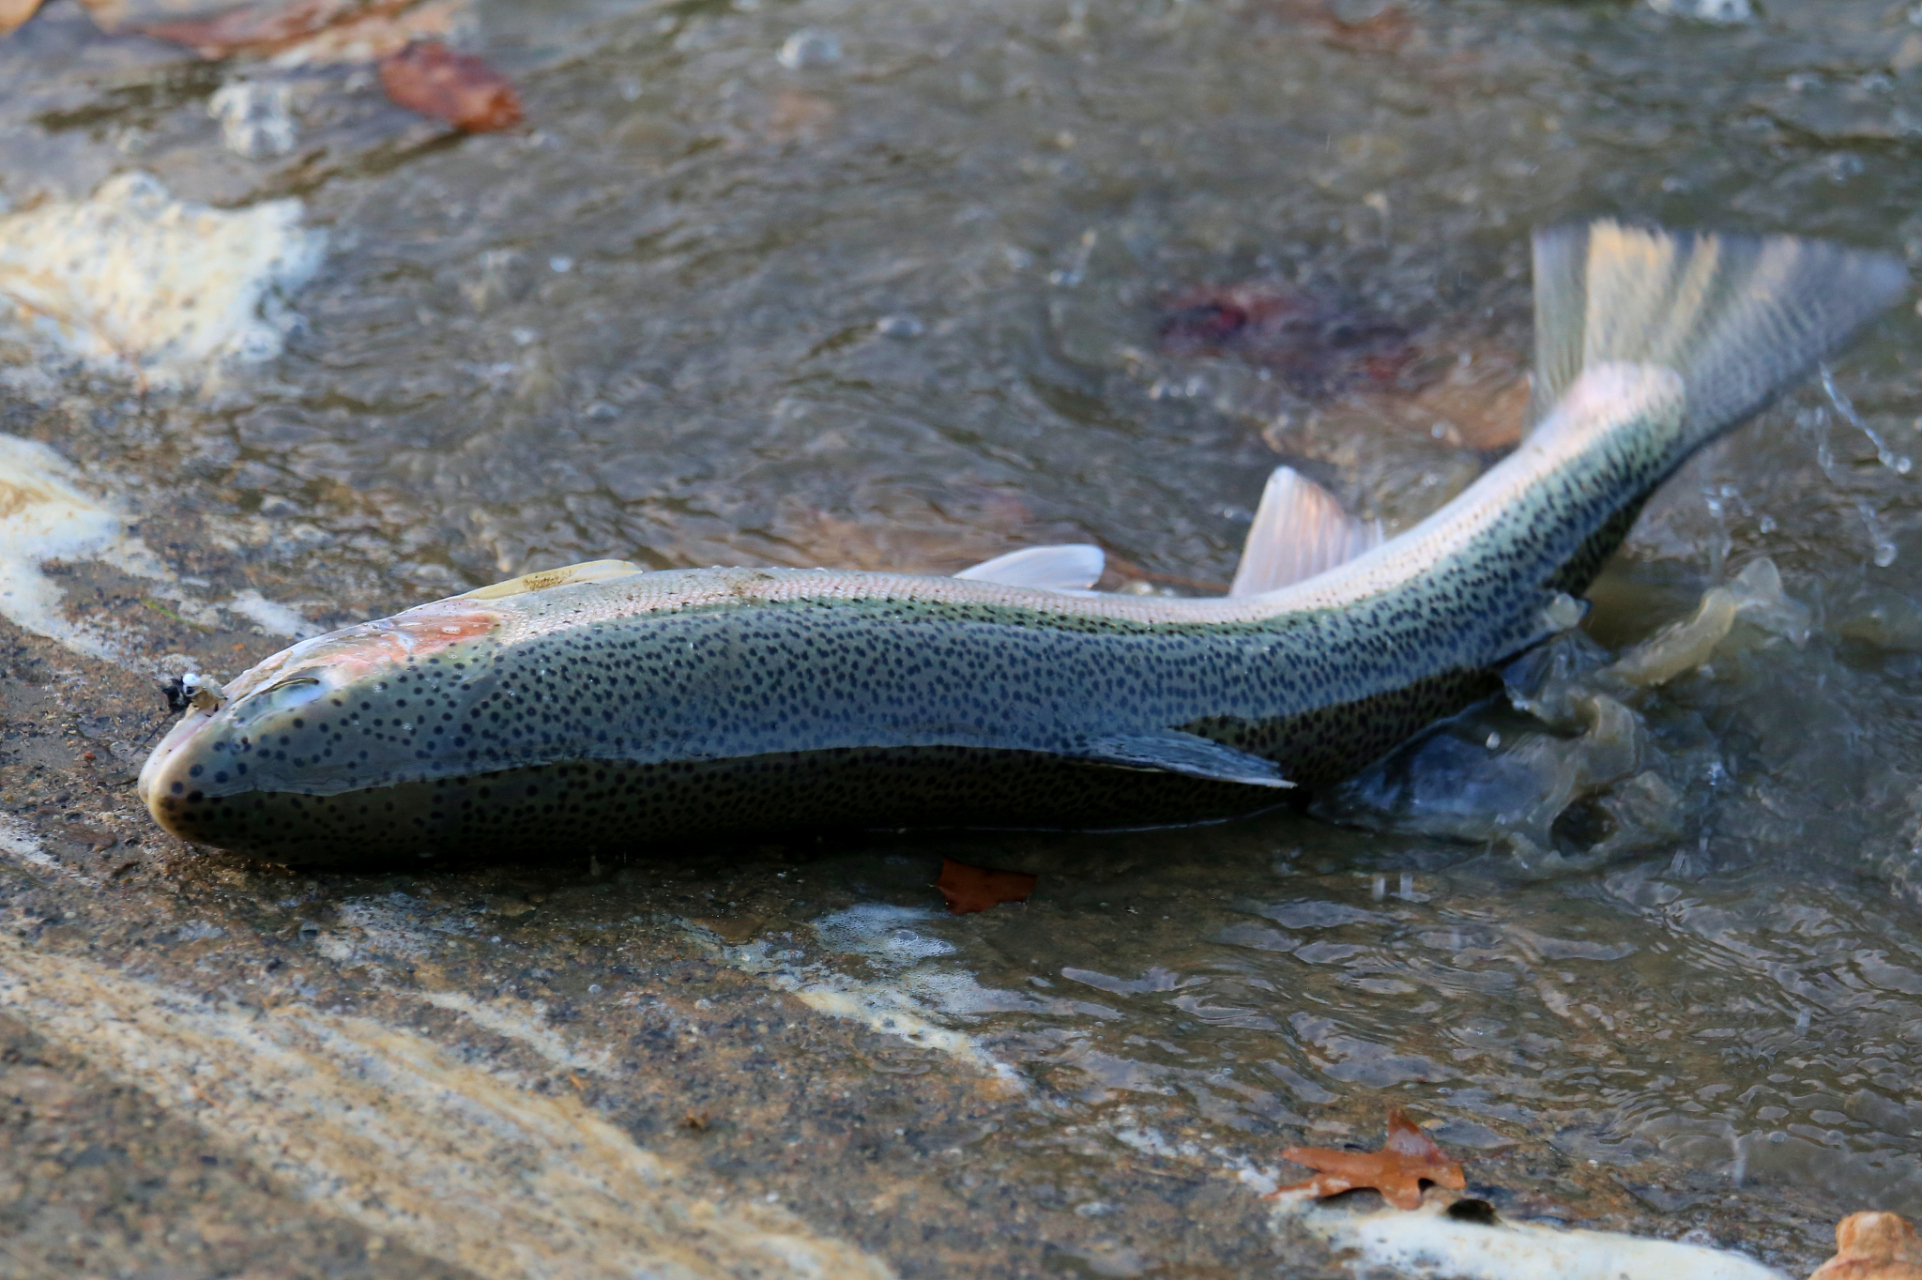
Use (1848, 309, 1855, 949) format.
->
(137, 702, 218, 811)
(138, 663, 341, 838)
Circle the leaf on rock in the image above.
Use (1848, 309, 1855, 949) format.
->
(379, 40, 522, 131)
(0, 0, 47, 37)
(1272, 1109, 1467, 1211)
(1811, 1212, 1922, 1280)
(143, 0, 383, 57)
(934, 858, 1036, 915)
(139, 0, 464, 65)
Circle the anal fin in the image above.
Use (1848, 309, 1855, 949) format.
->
(1071, 730, 1293, 788)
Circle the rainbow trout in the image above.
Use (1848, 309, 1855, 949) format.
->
(140, 223, 1905, 864)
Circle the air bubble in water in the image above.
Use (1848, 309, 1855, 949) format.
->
(1858, 498, 1899, 567)
(778, 29, 841, 69)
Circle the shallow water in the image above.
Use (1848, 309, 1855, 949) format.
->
(6, 0, 1922, 1274)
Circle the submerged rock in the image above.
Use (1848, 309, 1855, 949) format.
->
(1316, 559, 1811, 874)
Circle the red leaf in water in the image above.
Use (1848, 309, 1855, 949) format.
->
(933, 859, 1036, 915)
(379, 40, 522, 132)
(1156, 281, 1415, 399)
(1274, 0, 1414, 53)
(1811, 1212, 1922, 1280)
(1271, 1109, 1466, 1211)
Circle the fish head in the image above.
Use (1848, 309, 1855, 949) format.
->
(138, 598, 507, 847)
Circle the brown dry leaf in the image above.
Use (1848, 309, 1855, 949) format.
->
(0, 0, 46, 36)
(268, 0, 461, 65)
(379, 40, 521, 131)
(143, 0, 390, 57)
(1271, 1109, 1467, 1210)
(1811, 1212, 1922, 1280)
(139, 0, 463, 65)
(933, 858, 1036, 915)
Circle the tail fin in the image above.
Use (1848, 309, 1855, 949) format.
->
(1529, 221, 1907, 446)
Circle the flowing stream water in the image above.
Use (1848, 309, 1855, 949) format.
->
(4, 0, 1922, 1276)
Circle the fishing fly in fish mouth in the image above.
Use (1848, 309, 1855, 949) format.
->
(138, 220, 1907, 866)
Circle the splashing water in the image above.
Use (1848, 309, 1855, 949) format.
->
(1822, 364, 1913, 475)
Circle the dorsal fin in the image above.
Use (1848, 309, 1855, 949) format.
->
(954, 544, 1105, 592)
(1228, 466, 1382, 596)
(458, 559, 646, 600)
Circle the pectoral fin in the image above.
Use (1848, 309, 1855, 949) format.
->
(1070, 731, 1293, 788)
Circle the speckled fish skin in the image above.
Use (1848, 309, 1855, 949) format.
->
(138, 223, 1907, 864)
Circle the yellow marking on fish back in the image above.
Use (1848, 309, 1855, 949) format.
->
(460, 559, 645, 600)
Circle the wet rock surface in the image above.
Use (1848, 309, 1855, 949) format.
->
(6, 0, 1922, 1275)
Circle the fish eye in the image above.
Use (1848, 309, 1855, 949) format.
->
(259, 677, 325, 711)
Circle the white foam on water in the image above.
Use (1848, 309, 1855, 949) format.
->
(811, 903, 957, 962)
(0, 433, 173, 663)
(1278, 1198, 1788, 1280)
(786, 985, 1022, 1085)
(0, 812, 59, 873)
(416, 989, 619, 1079)
(0, 172, 324, 388)
(208, 80, 298, 159)
(1097, 1106, 1791, 1280)
(693, 906, 1036, 1090)
(1645, 0, 1756, 24)
(224, 588, 321, 638)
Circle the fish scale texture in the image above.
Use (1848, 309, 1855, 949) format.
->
(148, 435, 1654, 862)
